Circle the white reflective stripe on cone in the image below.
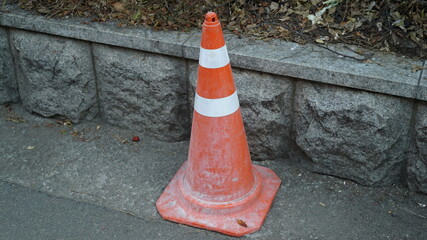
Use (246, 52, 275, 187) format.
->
(194, 91, 240, 117)
(199, 45, 230, 69)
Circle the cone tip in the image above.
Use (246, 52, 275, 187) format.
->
(204, 12, 219, 26)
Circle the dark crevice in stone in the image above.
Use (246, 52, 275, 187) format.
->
(405, 100, 420, 185)
(6, 27, 20, 103)
(90, 43, 105, 120)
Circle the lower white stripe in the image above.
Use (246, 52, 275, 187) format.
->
(199, 45, 230, 69)
(194, 91, 240, 117)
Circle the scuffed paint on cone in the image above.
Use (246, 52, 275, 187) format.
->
(156, 12, 281, 237)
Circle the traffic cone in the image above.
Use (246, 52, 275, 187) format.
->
(156, 12, 281, 237)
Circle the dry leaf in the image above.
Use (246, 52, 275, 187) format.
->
(310, 0, 322, 5)
(38, 8, 50, 14)
(269, 2, 279, 11)
(246, 24, 258, 29)
(412, 65, 425, 73)
(112, 2, 125, 12)
(279, 16, 291, 22)
(63, 119, 73, 127)
(5, 116, 26, 123)
(237, 219, 248, 227)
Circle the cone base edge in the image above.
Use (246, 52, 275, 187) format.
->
(156, 161, 282, 237)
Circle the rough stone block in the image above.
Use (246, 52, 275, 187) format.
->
(188, 62, 293, 160)
(10, 30, 98, 122)
(0, 27, 19, 103)
(93, 44, 189, 142)
(294, 81, 412, 186)
(418, 62, 427, 101)
(407, 102, 427, 193)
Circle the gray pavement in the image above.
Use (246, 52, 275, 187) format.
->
(0, 181, 192, 240)
(1, 103, 427, 240)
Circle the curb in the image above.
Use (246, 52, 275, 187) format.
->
(0, 5, 425, 102)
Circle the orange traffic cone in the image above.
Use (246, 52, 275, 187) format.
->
(156, 12, 281, 237)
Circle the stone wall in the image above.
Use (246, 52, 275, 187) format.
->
(10, 30, 99, 123)
(0, 14, 426, 193)
(407, 103, 427, 192)
(294, 82, 412, 186)
(0, 27, 18, 103)
(93, 44, 190, 141)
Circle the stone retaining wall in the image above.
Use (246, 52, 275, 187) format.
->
(1, 8, 426, 193)
(294, 82, 412, 186)
(11, 30, 98, 122)
(93, 44, 190, 141)
(0, 27, 18, 103)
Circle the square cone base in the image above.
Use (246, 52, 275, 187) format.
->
(156, 161, 281, 237)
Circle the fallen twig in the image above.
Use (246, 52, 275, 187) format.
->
(398, 206, 426, 219)
(316, 44, 373, 62)
(4, 116, 26, 123)
(112, 134, 129, 144)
